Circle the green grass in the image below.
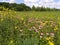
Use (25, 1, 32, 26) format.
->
(0, 11, 60, 45)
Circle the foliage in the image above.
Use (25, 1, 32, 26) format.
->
(0, 11, 60, 45)
(0, 6, 9, 11)
(0, 2, 60, 11)
(0, 2, 31, 11)
(32, 5, 36, 11)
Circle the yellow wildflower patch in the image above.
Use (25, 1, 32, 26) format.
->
(45, 21, 48, 23)
(21, 17, 24, 20)
(46, 37, 51, 40)
(1, 18, 4, 22)
(54, 26, 58, 31)
(48, 41, 54, 45)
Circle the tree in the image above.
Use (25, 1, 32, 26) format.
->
(0, 2, 59, 11)
(32, 5, 36, 11)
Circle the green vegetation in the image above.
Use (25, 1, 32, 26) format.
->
(0, 10, 60, 45)
(0, 2, 60, 45)
(0, 2, 60, 11)
(0, 2, 31, 11)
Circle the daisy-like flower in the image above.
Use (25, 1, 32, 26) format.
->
(33, 26, 38, 32)
(50, 33, 55, 37)
(40, 36, 43, 38)
(46, 33, 49, 35)
(40, 32, 44, 35)
(33, 26, 36, 30)
(35, 29, 38, 32)
(20, 30, 23, 32)
(39, 25, 43, 29)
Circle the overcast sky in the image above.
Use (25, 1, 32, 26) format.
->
(0, 0, 60, 9)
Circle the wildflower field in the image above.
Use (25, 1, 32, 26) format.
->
(0, 10, 60, 45)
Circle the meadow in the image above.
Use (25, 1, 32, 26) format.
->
(0, 10, 60, 45)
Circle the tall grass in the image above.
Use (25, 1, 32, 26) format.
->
(0, 11, 60, 45)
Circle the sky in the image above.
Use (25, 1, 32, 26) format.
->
(0, 0, 60, 9)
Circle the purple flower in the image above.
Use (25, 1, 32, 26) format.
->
(35, 29, 38, 32)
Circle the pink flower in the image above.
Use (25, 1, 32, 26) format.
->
(46, 33, 49, 35)
(50, 33, 55, 37)
(50, 33, 54, 35)
(28, 18, 34, 22)
(33, 26, 38, 32)
(39, 26, 43, 29)
(40, 32, 44, 35)
(20, 30, 23, 32)
(35, 29, 38, 32)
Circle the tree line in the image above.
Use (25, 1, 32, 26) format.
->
(0, 2, 60, 11)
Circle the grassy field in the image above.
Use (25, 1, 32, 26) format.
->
(0, 11, 60, 45)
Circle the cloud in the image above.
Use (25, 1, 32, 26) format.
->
(2, 0, 15, 3)
(9, 0, 15, 3)
(24, 0, 60, 9)
(24, 0, 39, 3)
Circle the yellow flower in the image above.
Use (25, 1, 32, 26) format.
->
(10, 40, 13, 44)
(9, 40, 14, 45)
(46, 37, 49, 40)
(50, 25, 52, 27)
(59, 22, 60, 25)
(48, 41, 54, 45)
(4, 14, 6, 16)
(41, 23, 46, 27)
(23, 21, 25, 24)
(15, 11, 16, 13)
(45, 21, 48, 23)
(15, 26, 18, 29)
(54, 28, 58, 31)
(21, 17, 24, 20)
(46, 37, 51, 40)
(54, 26, 58, 31)
(1, 18, 4, 22)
